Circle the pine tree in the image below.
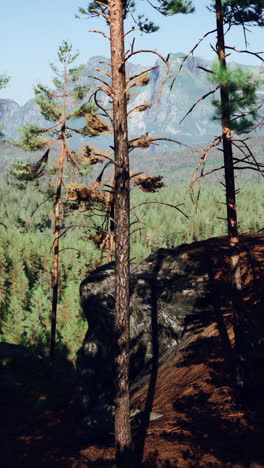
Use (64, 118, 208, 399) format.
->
(210, 0, 263, 387)
(58, 281, 84, 361)
(178, 1, 263, 387)
(80, 1, 194, 464)
(25, 283, 51, 351)
(13, 41, 96, 361)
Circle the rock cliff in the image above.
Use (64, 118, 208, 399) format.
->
(76, 235, 264, 436)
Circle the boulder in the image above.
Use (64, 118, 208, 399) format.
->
(77, 237, 229, 432)
(76, 234, 264, 436)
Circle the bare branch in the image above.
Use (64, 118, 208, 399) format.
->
(179, 86, 220, 125)
(124, 28, 140, 37)
(131, 201, 188, 219)
(31, 193, 55, 217)
(145, 137, 197, 151)
(90, 8, 109, 21)
(96, 67, 112, 78)
(126, 66, 158, 87)
(89, 29, 110, 40)
(93, 90, 113, 125)
(89, 74, 111, 89)
(225, 46, 264, 63)
(96, 85, 113, 97)
(197, 66, 213, 74)
(125, 49, 170, 101)
(170, 28, 217, 90)
(127, 103, 152, 116)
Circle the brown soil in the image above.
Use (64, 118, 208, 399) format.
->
(1, 234, 264, 467)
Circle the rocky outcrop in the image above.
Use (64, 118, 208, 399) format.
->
(77, 236, 245, 434)
(76, 234, 264, 436)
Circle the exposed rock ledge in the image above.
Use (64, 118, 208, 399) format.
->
(76, 234, 264, 436)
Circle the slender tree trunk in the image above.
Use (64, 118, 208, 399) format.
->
(215, 0, 245, 388)
(109, 0, 132, 465)
(50, 131, 66, 361)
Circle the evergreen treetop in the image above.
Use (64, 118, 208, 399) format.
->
(16, 41, 96, 153)
(209, 0, 264, 26)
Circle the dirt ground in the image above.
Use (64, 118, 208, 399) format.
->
(1, 234, 264, 467)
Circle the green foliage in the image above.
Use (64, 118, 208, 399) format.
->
(0, 74, 9, 89)
(209, 1, 264, 26)
(1, 173, 264, 362)
(156, 0, 194, 15)
(70, 102, 96, 119)
(57, 40, 80, 65)
(0, 176, 101, 361)
(79, 0, 194, 32)
(209, 62, 262, 133)
(34, 91, 61, 122)
(16, 41, 94, 153)
(10, 150, 49, 181)
(15, 124, 47, 151)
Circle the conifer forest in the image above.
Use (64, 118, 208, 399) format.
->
(1, 1, 264, 467)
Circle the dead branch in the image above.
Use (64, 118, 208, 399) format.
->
(144, 137, 198, 151)
(124, 49, 170, 101)
(124, 28, 140, 37)
(89, 74, 111, 89)
(96, 67, 112, 78)
(50, 224, 108, 249)
(85, 112, 112, 135)
(131, 173, 165, 192)
(96, 85, 113, 97)
(96, 1, 109, 7)
(126, 66, 158, 87)
(31, 193, 55, 217)
(232, 138, 264, 177)
(126, 72, 151, 91)
(192, 164, 225, 184)
(197, 66, 213, 74)
(179, 86, 220, 125)
(90, 8, 109, 21)
(225, 46, 264, 63)
(189, 136, 222, 203)
(170, 28, 217, 90)
(93, 89, 113, 125)
(89, 30, 110, 40)
(131, 201, 188, 219)
(127, 103, 152, 116)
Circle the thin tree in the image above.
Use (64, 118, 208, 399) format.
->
(213, 0, 262, 386)
(175, 1, 263, 387)
(12, 41, 96, 361)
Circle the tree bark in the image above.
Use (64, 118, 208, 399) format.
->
(215, 0, 245, 388)
(50, 134, 65, 362)
(109, 0, 132, 465)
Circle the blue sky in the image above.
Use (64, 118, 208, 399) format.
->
(1, 0, 263, 105)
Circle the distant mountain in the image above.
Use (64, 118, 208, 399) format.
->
(1, 53, 263, 150)
(0, 99, 19, 123)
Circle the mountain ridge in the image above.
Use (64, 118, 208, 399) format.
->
(1, 53, 263, 150)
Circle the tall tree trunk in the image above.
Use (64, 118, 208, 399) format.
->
(50, 132, 65, 361)
(215, 0, 245, 388)
(109, 0, 132, 465)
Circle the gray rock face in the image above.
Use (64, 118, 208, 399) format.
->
(0, 99, 19, 123)
(3, 55, 262, 148)
(76, 240, 218, 433)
